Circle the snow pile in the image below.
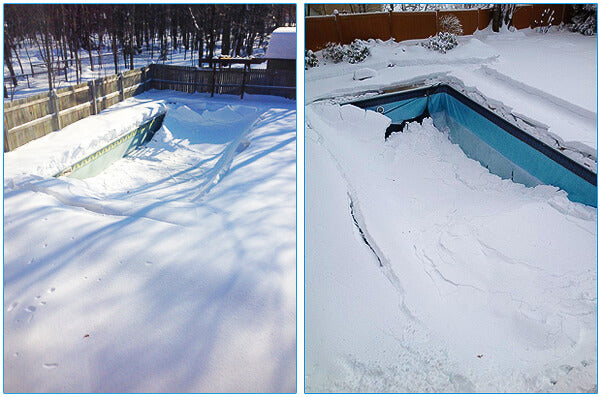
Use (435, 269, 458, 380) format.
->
(4, 94, 167, 179)
(4, 91, 296, 392)
(353, 68, 377, 81)
(305, 102, 597, 392)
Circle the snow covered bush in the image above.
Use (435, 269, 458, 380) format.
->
(345, 40, 370, 64)
(569, 4, 597, 36)
(305, 49, 319, 69)
(421, 32, 458, 54)
(323, 42, 346, 63)
(322, 40, 371, 64)
(439, 15, 463, 35)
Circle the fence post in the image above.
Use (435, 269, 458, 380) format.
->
(142, 67, 148, 92)
(88, 79, 98, 115)
(4, 114, 10, 152)
(211, 62, 216, 97)
(118, 73, 124, 102)
(49, 89, 61, 131)
(334, 12, 343, 43)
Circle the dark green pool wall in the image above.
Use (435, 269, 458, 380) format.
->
(55, 112, 166, 179)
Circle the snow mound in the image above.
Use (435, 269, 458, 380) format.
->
(353, 68, 377, 81)
(200, 104, 258, 124)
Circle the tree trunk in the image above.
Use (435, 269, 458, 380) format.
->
(112, 34, 119, 74)
(4, 42, 18, 86)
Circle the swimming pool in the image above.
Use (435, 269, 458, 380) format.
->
(350, 85, 597, 207)
(54, 112, 166, 179)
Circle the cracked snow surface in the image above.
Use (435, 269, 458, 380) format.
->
(305, 100, 597, 392)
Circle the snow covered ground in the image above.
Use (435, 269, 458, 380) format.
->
(305, 28, 597, 393)
(4, 90, 296, 392)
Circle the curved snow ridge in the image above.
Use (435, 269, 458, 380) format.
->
(5, 176, 202, 227)
(306, 104, 414, 318)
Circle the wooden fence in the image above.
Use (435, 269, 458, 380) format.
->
(305, 5, 569, 50)
(149, 63, 296, 100)
(4, 67, 149, 151)
(4, 63, 295, 151)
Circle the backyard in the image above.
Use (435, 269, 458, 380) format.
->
(305, 22, 597, 393)
(4, 4, 296, 393)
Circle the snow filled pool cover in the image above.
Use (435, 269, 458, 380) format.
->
(3, 93, 297, 392)
(305, 93, 597, 392)
(350, 84, 597, 207)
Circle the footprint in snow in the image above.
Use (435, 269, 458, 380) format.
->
(48, 287, 56, 293)
(43, 363, 58, 369)
(25, 306, 36, 313)
(145, 261, 153, 266)
(7, 302, 18, 312)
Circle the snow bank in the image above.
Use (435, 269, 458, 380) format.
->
(4, 92, 167, 179)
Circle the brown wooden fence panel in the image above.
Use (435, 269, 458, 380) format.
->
(513, 6, 533, 29)
(478, 8, 492, 30)
(305, 16, 339, 51)
(439, 9, 478, 35)
(338, 12, 391, 44)
(149, 64, 295, 99)
(391, 12, 437, 42)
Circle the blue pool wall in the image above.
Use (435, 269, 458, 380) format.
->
(351, 85, 597, 207)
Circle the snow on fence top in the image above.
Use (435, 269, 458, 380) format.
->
(266, 27, 296, 59)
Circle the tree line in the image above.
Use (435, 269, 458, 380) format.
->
(4, 4, 296, 90)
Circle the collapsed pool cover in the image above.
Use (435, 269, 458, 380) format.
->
(350, 85, 597, 207)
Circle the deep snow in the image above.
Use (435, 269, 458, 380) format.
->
(305, 28, 597, 393)
(4, 90, 296, 392)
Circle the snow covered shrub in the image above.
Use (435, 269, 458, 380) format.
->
(345, 40, 370, 64)
(421, 32, 458, 54)
(534, 8, 555, 34)
(322, 40, 371, 64)
(305, 50, 319, 69)
(323, 42, 346, 63)
(439, 15, 463, 35)
(569, 4, 597, 36)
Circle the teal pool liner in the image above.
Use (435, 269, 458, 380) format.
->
(54, 112, 166, 179)
(350, 85, 597, 207)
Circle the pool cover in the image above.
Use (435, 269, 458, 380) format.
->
(351, 85, 597, 207)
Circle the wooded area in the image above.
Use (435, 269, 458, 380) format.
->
(4, 4, 296, 90)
